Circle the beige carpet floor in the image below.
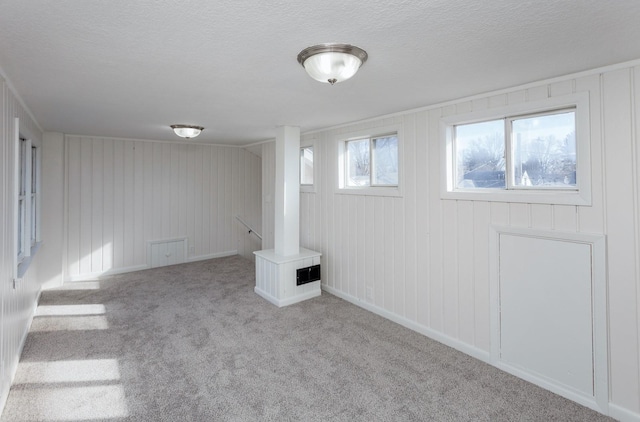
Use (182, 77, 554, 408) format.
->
(1, 255, 613, 421)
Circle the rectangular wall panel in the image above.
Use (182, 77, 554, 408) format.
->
(499, 234, 594, 396)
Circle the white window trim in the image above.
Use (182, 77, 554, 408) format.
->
(440, 92, 591, 206)
(336, 125, 403, 197)
(14, 117, 42, 280)
(300, 141, 317, 193)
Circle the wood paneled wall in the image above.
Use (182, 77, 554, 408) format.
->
(0, 78, 43, 411)
(64, 136, 262, 280)
(262, 63, 640, 418)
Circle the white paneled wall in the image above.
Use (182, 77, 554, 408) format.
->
(0, 77, 44, 411)
(262, 62, 640, 419)
(64, 136, 262, 280)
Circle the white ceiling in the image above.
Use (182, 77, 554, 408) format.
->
(1, 1, 640, 146)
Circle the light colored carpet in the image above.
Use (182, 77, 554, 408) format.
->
(1, 255, 613, 421)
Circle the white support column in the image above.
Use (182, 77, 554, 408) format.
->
(274, 126, 300, 256)
(254, 125, 321, 307)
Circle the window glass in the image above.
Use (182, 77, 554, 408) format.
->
(17, 139, 27, 260)
(510, 111, 576, 188)
(300, 146, 314, 185)
(31, 146, 37, 244)
(372, 135, 398, 186)
(455, 120, 505, 189)
(346, 138, 370, 187)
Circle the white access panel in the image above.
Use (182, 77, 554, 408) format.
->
(499, 234, 594, 396)
(147, 238, 187, 268)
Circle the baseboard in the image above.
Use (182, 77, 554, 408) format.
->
(495, 361, 605, 414)
(65, 264, 149, 282)
(186, 250, 237, 263)
(610, 404, 640, 422)
(321, 284, 490, 363)
(63, 250, 239, 282)
(255, 286, 321, 308)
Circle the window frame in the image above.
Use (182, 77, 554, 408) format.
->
(14, 117, 42, 279)
(337, 125, 402, 197)
(441, 92, 591, 206)
(300, 143, 316, 193)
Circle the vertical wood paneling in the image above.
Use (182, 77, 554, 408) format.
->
(576, 73, 606, 234)
(428, 108, 444, 332)
(348, 196, 358, 297)
(0, 78, 43, 412)
(457, 200, 475, 345)
(403, 113, 417, 322)
(91, 140, 103, 272)
(442, 200, 458, 337)
(63, 138, 262, 277)
(415, 110, 430, 327)
(394, 198, 405, 317)
(373, 196, 384, 306)
(66, 138, 81, 277)
(79, 140, 92, 275)
(472, 201, 491, 351)
(113, 140, 125, 269)
(123, 141, 134, 267)
(133, 143, 144, 264)
(602, 69, 640, 411)
(102, 139, 114, 271)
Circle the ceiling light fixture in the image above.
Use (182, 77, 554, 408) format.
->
(297, 43, 368, 85)
(170, 124, 204, 139)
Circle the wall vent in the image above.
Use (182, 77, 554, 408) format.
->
(147, 238, 187, 268)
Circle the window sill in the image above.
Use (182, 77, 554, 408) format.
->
(441, 189, 590, 206)
(300, 185, 316, 194)
(336, 186, 402, 198)
(17, 242, 42, 279)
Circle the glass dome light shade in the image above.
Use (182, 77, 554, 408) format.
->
(171, 125, 204, 139)
(303, 52, 362, 84)
(297, 44, 368, 85)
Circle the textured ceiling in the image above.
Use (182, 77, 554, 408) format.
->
(1, 0, 640, 145)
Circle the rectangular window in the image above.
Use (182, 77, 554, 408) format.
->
(454, 109, 576, 191)
(442, 92, 590, 205)
(14, 125, 40, 278)
(31, 146, 38, 246)
(345, 133, 398, 188)
(300, 146, 314, 186)
(17, 138, 27, 262)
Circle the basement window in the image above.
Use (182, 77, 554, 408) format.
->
(14, 117, 42, 279)
(337, 127, 401, 197)
(441, 93, 591, 205)
(300, 146, 314, 186)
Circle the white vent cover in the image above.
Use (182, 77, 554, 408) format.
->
(147, 238, 187, 268)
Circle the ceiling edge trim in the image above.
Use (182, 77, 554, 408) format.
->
(0, 63, 44, 134)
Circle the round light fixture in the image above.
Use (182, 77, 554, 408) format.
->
(170, 124, 204, 139)
(297, 43, 368, 85)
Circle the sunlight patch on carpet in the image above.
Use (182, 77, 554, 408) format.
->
(29, 315, 109, 332)
(14, 359, 121, 384)
(36, 304, 106, 316)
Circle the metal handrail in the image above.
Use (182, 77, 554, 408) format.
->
(235, 215, 262, 240)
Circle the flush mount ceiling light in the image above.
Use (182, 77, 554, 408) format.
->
(297, 43, 368, 85)
(170, 124, 204, 139)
